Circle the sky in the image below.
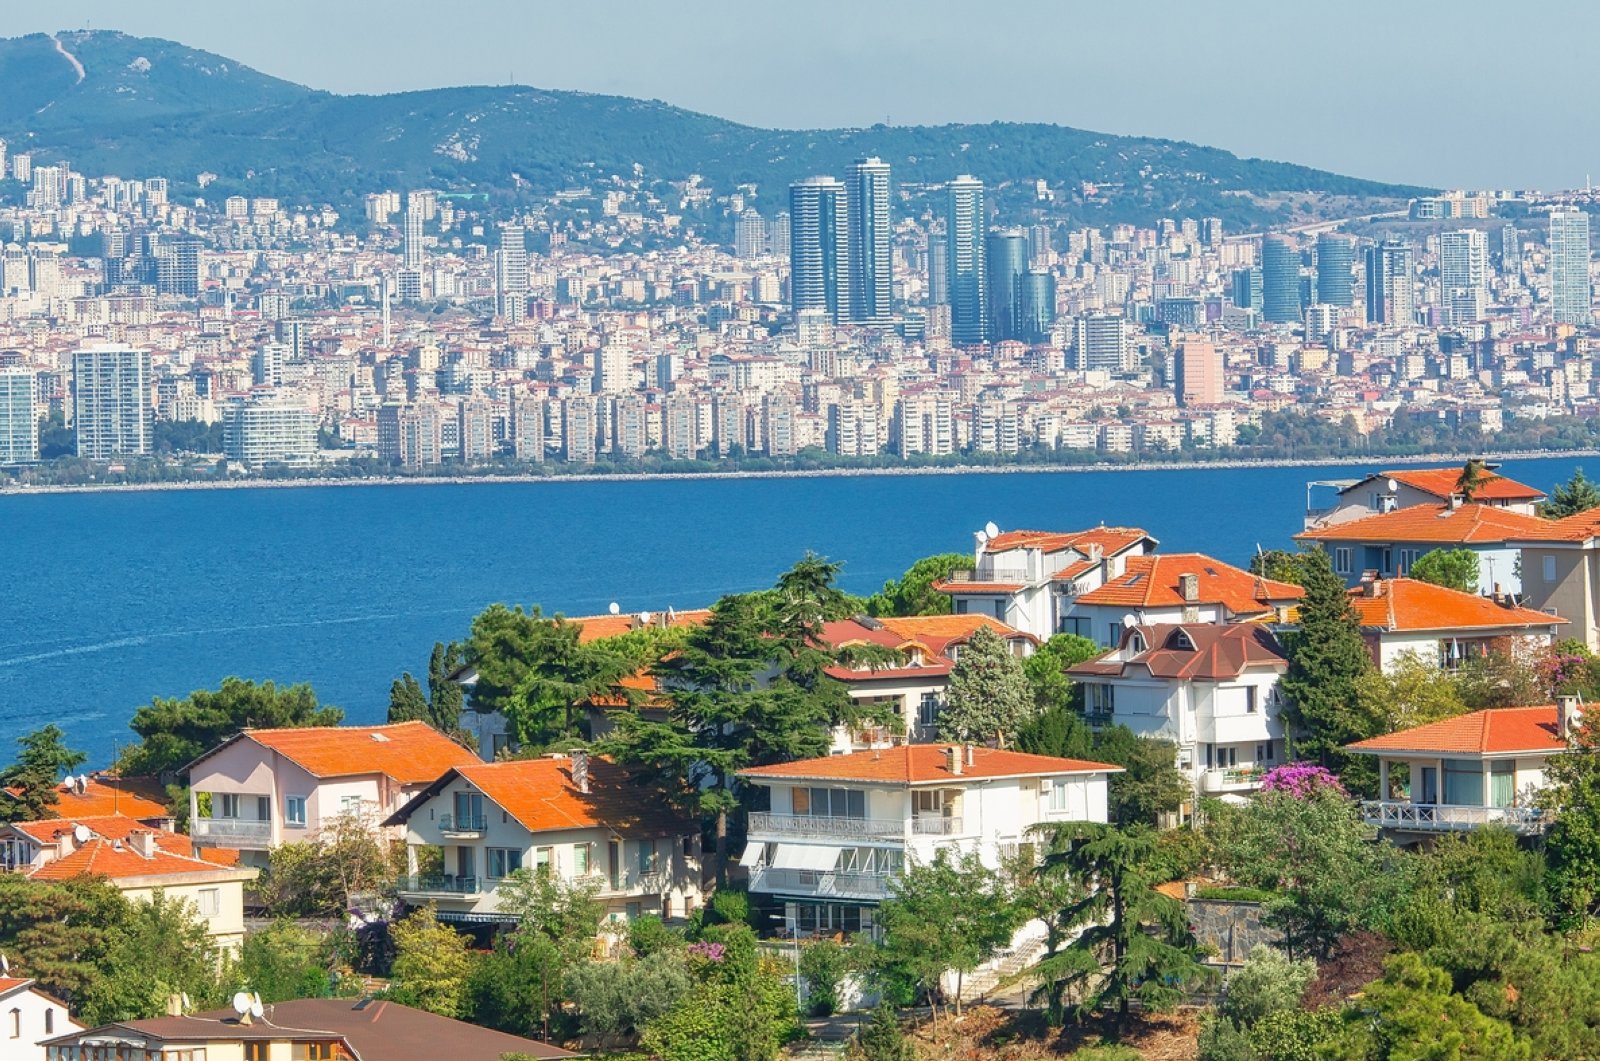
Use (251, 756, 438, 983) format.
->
(3, 1, 1596, 191)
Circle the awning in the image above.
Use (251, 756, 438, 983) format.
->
(739, 839, 765, 865)
(770, 844, 843, 871)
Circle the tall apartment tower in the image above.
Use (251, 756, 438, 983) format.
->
(927, 235, 949, 306)
(985, 228, 1029, 342)
(0, 366, 37, 463)
(1365, 239, 1415, 325)
(1499, 223, 1521, 278)
(495, 223, 529, 320)
(1314, 233, 1355, 307)
(788, 177, 849, 322)
(845, 157, 893, 324)
(402, 194, 426, 270)
(73, 344, 152, 458)
(1261, 235, 1302, 323)
(1072, 313, 1131, 372)
(1438, 229, 1489, 311)
(947, 175, 988, 345)
(1020, 270, 1057, 344)
(734, 209, 767, 260)
(1173, 339, 1223, 406)
(1550, 209, 1592, 326)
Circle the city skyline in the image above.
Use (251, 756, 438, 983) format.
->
(4, 1, 1600, 191)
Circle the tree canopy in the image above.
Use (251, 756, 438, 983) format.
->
(1277, 550, 1376, 785)
(936, 625, 1035, 745)
(117, 678, 342, 779)
(864, 553, 970, 617)
(0, 725, 87, 821)
(1543, 467, 1600, 519)
(1408, 548, 1480, 594)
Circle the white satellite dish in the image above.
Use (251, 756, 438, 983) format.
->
(1387, 478, 1399, 493)
(975, 530, 989, 545)
(984, 521, 1001, 538)
(250, 995, 264, 1019)
(1, 953, 9, 975)
(73, 824, 91, 844)
(608, 602, 621, 616)
(232, 991, 252, 1016)
(1122, 613, 1138, 628)
(639, 611, 653, 625)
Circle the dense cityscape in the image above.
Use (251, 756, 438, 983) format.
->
(0, 136, 1598, 484)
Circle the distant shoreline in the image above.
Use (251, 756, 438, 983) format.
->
(4, 448, 1597, 498)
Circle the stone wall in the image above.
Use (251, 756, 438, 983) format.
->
(1186, 899, 1281, 966)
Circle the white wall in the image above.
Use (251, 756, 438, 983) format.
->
(0, 986, 81, 1061)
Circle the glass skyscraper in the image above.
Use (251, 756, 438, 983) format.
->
(788, 177, 849, 322)
(0, 366, 36, 464)
(845, 158, 892, 324)
(1261, 235, 1302, 323)
(947, 175, 987, 345)
(1314, 233, 1355, 307)
(985, 228, 1029, 342)
(1550, 209, 1592, 326)
(1365, 239, 1415, 325)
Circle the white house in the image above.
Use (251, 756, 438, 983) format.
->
(1345, 699, 1570, 839)
(1346, 576, 1564, 672)
(934, 526, 1158, 640)
(738, 744, 1119, 937)
(0, 977, 80, 1061)
(1067, 623, 1288, 795)
(1061, 553, 1303, 647)
(385, 751, 705, 925)
(185, 721, 480, 865)
(1305, 467, 1545, 530)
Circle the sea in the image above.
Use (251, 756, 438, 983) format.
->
(1, 456, 1589, 765)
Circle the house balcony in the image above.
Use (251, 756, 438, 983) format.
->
(747, 812, 905, 840)
(191, 817, 273, 848)
(1199, 768, 1266, 794)
(748, 867, 896, 901)
(579, 869, 672, 897)
(945, 567, 1032, 587)
(1360, 800, 1549, 835)
(399, 874, 485, 899)
(910, 816, 964, 836)
(438, 813, 487, 838)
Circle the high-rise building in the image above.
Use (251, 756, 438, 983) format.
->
(1550, 209, 1592, 326)
(563, 397, 597, 463)
(735, 209, 767, 260)
(495, 223, 529, 319)
(458, 398, 494, 462)
(1230, 267, 1263, 310)
(1315, 233, 1355, 307)
(1072, 313, 1131, 372)
(1173, 339, 1223, 406)
(1261, 236, 1302, 323)
(1020, 270, 1056, 344)
(927, 236, 949, 306)
(766, 212, 790, 258)
(156, 236, 202, 297)
(1500, 223, 1521, 278)
(222, 395, 317, 466)
(0, 366, 36, 463)
(788, 177, 848, 321)
(73, 344, 152, 458)
(1201, 217, 1225, 246)
(947, 175, 988, 345)
(845, 157, 892, 324)
(402, 194, 426, 271)
(1365, 239, 1415, 325)
(595, 342, 633, 395)
(1438, 229, 1488, 321)
(985, 229, 1029, 342)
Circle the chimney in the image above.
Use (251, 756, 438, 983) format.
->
(947, 746, 963, 776)
(1559, 695, 1583, 739)
(571, 749, 590, 794)
(1449, 493, 1464, 510)
(129, 829, 158, 858)
(965, 744, 975, 767)
(1179, 573, 1199, 602)
(1365, 578, 1383, 598)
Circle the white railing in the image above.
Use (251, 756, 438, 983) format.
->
(578, 869, 672, 896)
(749, 867, 896, 900)
(946, 567, 1031, 585)
(191, 818, 273, 846)
(911, 816, 964, 835)
(1360, 801, 1549, 834)
(747, 812, 905, 839)
(1199, 768, 1266, 793)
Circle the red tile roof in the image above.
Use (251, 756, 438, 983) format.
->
(50, 777, 170, 820)
(0, 977, 33, 996)
(933, 580, 1025, 594)
(1346, 705, 1564, 756)
(875, 614, 1034, 655)
(567, 609, 711, 643)
(738, 744, 1120, 785)
(983, 527, 1153, 556)
(1351, 468, 1545, 503)
(1073, 554, 1303, 614)
(1295, 503, 1554, 545)
(1348, 578, 1565, 633)
(27, 832, 257, 884)
(1069, 623, 1286, 681)
(222, 721, 478, 784)
(1509, 508, 1600, 544)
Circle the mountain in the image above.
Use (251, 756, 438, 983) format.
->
(0, 31, 1432, 228)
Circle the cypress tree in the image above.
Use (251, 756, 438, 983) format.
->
(1278, 549, 1376, 783)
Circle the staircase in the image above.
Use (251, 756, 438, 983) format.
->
(956, 925, 1049, 1003)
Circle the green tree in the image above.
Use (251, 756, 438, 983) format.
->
(1199, 946, 1319, 1061)
(1024, 822, 1210, 1031)
(237, 921, 338, 1002)
(848, 1005, 916, 1061)
(936, 625, 1035, 745)
(118, 678, 343, 779)
(1023, 633, 1103, 712)
(477, 869, 605, 1038)
(1352, 651, 1467, 737)
(0, 875, 127, 1011)
(257, 813, 401, 917)
(864, 553, 970, 616)
(641, 925, 800, 1061)
(1323, 953, 1529, 1061)
(1015, 703, 1097, 759)
(566, 949, 693, 1049)
(1092, 725, 1191, 826)
(874, 848, 1018, 1019)
(76, 889, 225, 1026)
(1277, 550, 1375, 782)
(386, 905, 473, 1018)
(1455, 458, 1490, 502)
(1407, 548, 1480, 594)
(0, 725, 87, 821)
(387, 673, 430, 724)
(1543, 467, 1600, 519)
(1543, 706, 1600, 924)
(799, 938, 851, 1017)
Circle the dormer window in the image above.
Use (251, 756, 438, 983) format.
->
(1166, 629, 1195, 651)
(1127, 632, 1147, 654)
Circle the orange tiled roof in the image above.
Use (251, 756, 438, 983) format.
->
(1348, 578, 1565, 633)
(1069, 623, 1286, 681)
(28, 834, 257, 883)
(235, 721, 478, 784)
(1509, 508, 1600, 544)
(983, 527, 1153, 556)
(1356, 468, 1545, 503)
(875, 614, 1035, 655)
(932, 580, 1024, 594)
(567, 609, 711, 644)
(403, 758, 693, 839)
(51, 777, 170, 820)
(1073, 554, 1303, 614)
(1295, 503, 1554, 545)
(738, 744, 1121, 785)
(1346, 705, 1564, 757)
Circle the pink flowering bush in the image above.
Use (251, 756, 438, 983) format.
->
(686, 941, 725, 962)
(1260, 762, 1347, 798)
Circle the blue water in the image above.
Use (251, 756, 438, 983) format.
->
(0, 457, 1588, 765)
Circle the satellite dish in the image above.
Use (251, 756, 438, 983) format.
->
(1387, 478, 1399, 493)
(250, 995, 264, 1019)
(1122, 613, 1138, 628)
(975, 530, 989, 545)
(639, 611, 653, 625)
(984, 521, 1001, 538)
(608, 602, 620, 616)
(232, 992, 252, 1016)
(73, 824, 91, 844)
(1, 953, 10, 975)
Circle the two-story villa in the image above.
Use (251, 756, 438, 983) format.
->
(185, 721, 480, 865)
(1347, 576, 1564, 672)
(934, 526, 1157, 640)
(1305, 467, 1545, 530)
(385, 751, 704, 925)
(1511, 508, 1600, 652)
(1061, 554, 1303, 647)
(738, 744, 1119, 937)
(1068, 623, 1288, 795)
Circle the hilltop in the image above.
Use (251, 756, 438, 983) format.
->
(0, 30, 1432, 226)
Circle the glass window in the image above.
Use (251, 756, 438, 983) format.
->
(918, 693, 940, 727)
(1245, 686, 1258, 713)
(1046, 781, 1069, 812)
(790, 787, 810, 815)
(536, 847, 553, 876)
(1490, 761, 1515, 808)
(218, 793, 240, 819)
(9, 1007, 18, 1038)
(573, 843, 590, 876)
(256, 796, 271, 821)
(1442, 761, 1484, 805)
(340, 795, 362, 816)
(637, 840, 659, 873)
(286, 796, 307, 827)
(197, 888, 220, 917)
(453, 791, 484, 826)
(487, 848, 524, 879)
(1544, 555, 1558, 583)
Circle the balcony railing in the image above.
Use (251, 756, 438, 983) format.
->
(747, 812, 905, 839)
(1360, 801, 1549, 835)
(946, 567, 1030, 586)
(438, 814, 487, 835)
(1200, 768, 1266, 794)
(749, 867, 896, 900)
(399, 874, 484, 897)
(191, 818, 273, 847)
(910, 816, 964, 835)
(578, 869, 672, 896)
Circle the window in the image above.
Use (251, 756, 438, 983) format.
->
(992, 601, 1006, 620)
(535, 846, 554, 876)
(637, 840, 660, 874)
(44, 1009, 52, 1035)
(246, 1043, 268, 1061)
(340, 795, 363, 817)
(293, 1045, 339, 1060)
(487, 848, 524, 879)
(257, 796, 271, 821)
(217, 793, 241, 819)
(792, 787, 865, 819)
(453, 791, 485, 827)
(917, 693, 940, 728)
(573, 843, 590, 876)
(1333, 547, 1352, 575)
(1544, 555, 1558, 583)
(913, 790, 945, 817)
(1045, 780, 1071, 812)
(491, 733, 513, 758)
(1216, 747, 1238, 768)
(286, 796, 307, 827)
(1106, 623, 1122, 647)
(1084, 684, 1115, 717)
(197, 888, 220, 917)
(955, 599, 969, 614)
(1245, 686, 1258, 713)
(8, 1007, 17, 1039)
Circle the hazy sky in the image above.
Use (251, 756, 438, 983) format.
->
(4, 1, 1596, 190)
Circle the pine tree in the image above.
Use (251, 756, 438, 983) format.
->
(1278, 550, 1375, 779)
(937, 625, 1034, 746)
(387, 674, 430, 724)
(1543, 467, 1600, 519)
(0, 726, 87, 822)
